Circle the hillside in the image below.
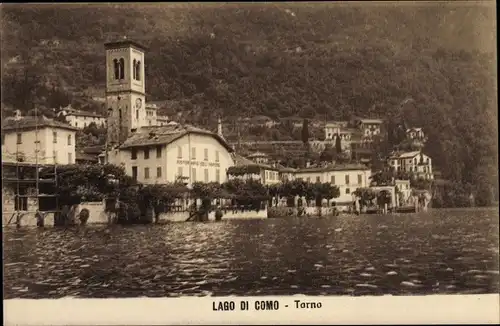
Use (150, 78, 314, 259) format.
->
(1, 3, 498, 198)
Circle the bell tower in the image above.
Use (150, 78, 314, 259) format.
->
(104, 38, 147, 148)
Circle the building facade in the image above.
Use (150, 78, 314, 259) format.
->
(227, 154, 280, 185)
(108, 125, 235, 185)
(293, 164, 372, 205)
(355, 118, 384, 138)
(388, 151, 434, 180)
(1, 116, 77, 165)
(64, 111, 106, 129)
(105, 39, 147, 148)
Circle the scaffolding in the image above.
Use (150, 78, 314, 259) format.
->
(2, 109, 60, 227)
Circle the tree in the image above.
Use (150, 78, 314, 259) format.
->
(301, 118, 309, 144)
(335, 134, 342, 154)
(38, 164, 137, 206)
(319, 144, 336, 163)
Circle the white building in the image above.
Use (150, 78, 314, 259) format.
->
(406, 127, 425, 140)
(247, 152, 270, 164)
(109, 124, 235, 185)
(388, 151, 434, 180)
(103, 39, 237, 185)
(64, 110, 106, 129)
(395, 179, 412, 205)
(355, 118, 384, 138)
(157, 115, 169, 126)
(293, 163, 372, 206)
(145, 104, 158, 126)
(1, 116, 77, 165)
(227, 154, 280, 186)
(324, 121, 349, 140)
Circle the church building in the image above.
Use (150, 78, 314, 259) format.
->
(104, 39, 235, 185)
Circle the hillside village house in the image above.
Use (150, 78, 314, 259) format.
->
(388, 151, 434, 180)
(145, 104, 168, 126)
(406, 127, 425, 140)
(156, 115, 169, 126)
(355, 118, 384, 138)
(57, 105, 107, 129)
(324, 121, 350, 140)
(293, 163, 372, 206)
(2, 116, 77, 165)
(227, 154, 280, 186)
(247, 151, 270, 165)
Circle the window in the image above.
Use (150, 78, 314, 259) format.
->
(346, 188, 350, 194)
(316, 176, 321, 183)
(345, 175, 350, 185)
(177, 167, 183, 178)
(53, 131, 57, 143)
(133, 59, 137, 80)
(136, 110, 139, 120)
(358, 174, 362, 185)
(204, 168, 209, 182)
(67, 134, 72, 145)
(177, 146, 182, 159)
(191, 147, 196, 160)
(132, 166, 138, 180)
(307, 177, 311, 182)
(113, 59, 118, 79)
(131, 149, 137, 160)
(68, 153, 72, 163)
(144, 167, 150, 179)
(144, 148, 149, 159)
(53, 150, 57, 163)
(156, 146, 162, 158)
(192, 168, 197, 182)
(204, 148, 208, 161)
(216, 169, 220, 183)
(136, 61, 141, 81)
(331, 175, 335, 184)
(119, 58, 125, 79)
(215, 151, 220, 162)
(157, 167, 162, 178)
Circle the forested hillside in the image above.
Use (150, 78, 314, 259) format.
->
(1, 3, 497, 199)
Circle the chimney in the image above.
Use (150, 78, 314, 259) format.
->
(217, 116, 223, 138)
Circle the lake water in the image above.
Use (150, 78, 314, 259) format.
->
(3, 208, 499, 298)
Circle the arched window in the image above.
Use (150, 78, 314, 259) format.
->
(132, 59, 137, 80)
(119, 58, 125, 79)
(136, 61, 141, 81)
(113, 59, 119, 80)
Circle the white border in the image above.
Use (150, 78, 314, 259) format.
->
(4, 294, 500, 325)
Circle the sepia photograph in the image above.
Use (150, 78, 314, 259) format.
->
(2, 1, 498, 324)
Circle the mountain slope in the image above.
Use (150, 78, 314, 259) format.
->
(1, 3, 497, 198)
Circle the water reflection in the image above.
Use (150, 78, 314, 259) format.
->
(3, 208, 499, 298)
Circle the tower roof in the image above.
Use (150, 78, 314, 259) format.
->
(104, 38, 148, 51)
